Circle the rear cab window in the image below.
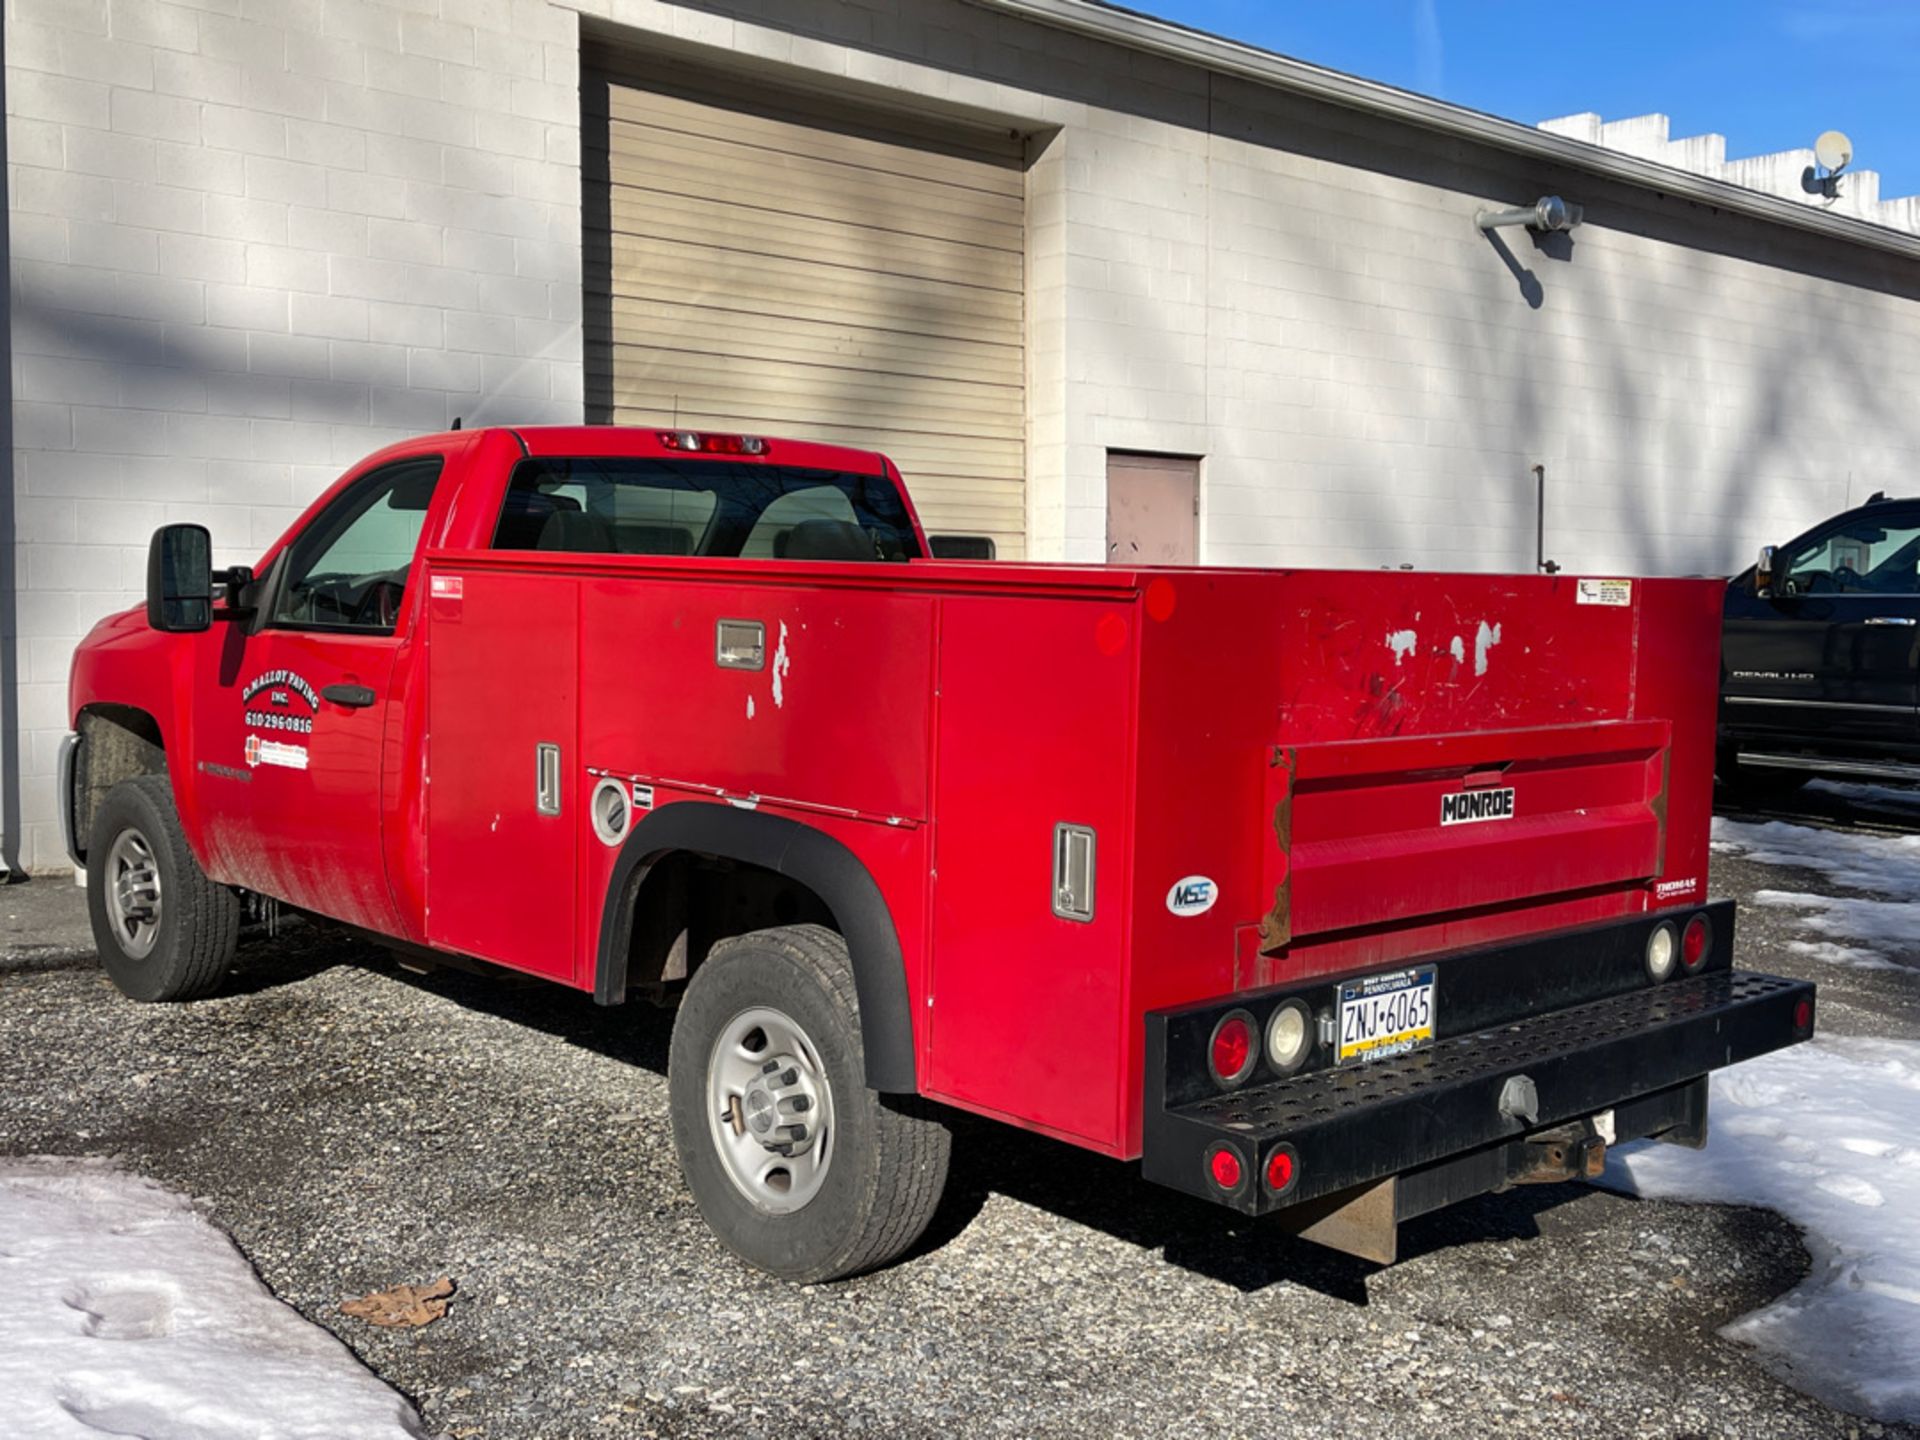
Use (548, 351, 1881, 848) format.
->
(490, 457, 921, 562)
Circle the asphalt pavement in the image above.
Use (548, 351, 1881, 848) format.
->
(2, 794, 1916, 1440)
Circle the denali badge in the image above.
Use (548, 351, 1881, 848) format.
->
(1441, 787, 1515, 826)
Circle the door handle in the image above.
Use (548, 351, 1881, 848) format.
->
(320, 683, 378, 708)
(1864, 616, 1918, 626)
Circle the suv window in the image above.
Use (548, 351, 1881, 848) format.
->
(1780, 509, 1920, 596)
(271, 457, 443, 632)
(491, 457, 919, 562)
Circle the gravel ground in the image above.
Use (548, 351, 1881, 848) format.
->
(3, 795, 1917, 1440)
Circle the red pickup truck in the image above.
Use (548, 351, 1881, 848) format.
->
(64, 425, 1814, 1280)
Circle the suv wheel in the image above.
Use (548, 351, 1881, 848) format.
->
(668, 924, 950, 1281)
(86, 775, 240, 1002)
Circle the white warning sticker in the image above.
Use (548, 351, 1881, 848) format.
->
(1576, 578, 1633, 607)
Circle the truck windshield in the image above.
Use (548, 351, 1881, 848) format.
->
(491, 457, 921, 562)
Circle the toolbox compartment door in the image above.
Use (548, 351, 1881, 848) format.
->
(424, 569, 581, 983)
(1270, 719, 1671, 945)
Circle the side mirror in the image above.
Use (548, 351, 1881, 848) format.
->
(1754, 545, 1776, 596)
(146, 524, 213, 633)
(928, 534, 997, 561)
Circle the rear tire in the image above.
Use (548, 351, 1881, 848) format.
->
(86, 775, 240, 1002)
(668, 924, 950, 1282)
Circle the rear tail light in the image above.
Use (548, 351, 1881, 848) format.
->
(1265, 999, 1313, 1074)
(1794, 997, 1814, 1033)
(1209, 1010, 1256, 1088)
(1681, 913, 1711, 972)
(657, 430, 768, 456)
(1206, 1143, 1244, 1192)
(1645, 922, 1678, 983)
(1264, 1144, 1299, 1196)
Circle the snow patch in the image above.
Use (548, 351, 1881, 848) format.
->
(1712, 818, 1920, 965)
(1785, 939, 1903, 972)
(1599, 1037, 1920, 1423)
(1385, 629, 1418, 665)
(1473, 620, 1501, 675)
(1712, 817, 1920, 896)
(771, 622, 791, 708)
(0, 1159, 428, 1439)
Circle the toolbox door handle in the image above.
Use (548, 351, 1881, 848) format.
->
(320, 683, 377, 708)
(535, 743, 562, 816)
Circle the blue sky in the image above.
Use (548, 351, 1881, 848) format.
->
(1141, 1, 1920, 199)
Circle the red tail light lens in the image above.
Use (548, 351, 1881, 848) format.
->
(1794, 997, 1814, 1032)
(1209, 1011, 1256, 1087)
(1264, 1146, 1298, 1195)
(1207, 1144, 1243, 1191)
(1681, 914, 1711, 971)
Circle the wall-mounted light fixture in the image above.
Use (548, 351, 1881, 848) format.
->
(1475, 195, 1584, 233)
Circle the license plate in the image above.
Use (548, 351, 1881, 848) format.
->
(1336, 965, 1437, 1064)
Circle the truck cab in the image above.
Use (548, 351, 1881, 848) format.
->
(65, 425, 1815, 1282)
(1721, 493, 1920, 794)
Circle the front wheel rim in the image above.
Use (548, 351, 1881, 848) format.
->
(106, 827, 163, 961)
(705, 1005, 836, 1215)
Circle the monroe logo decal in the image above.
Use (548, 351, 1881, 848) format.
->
(1441, 787, 1515, 826)
(242, 669, 319, 735)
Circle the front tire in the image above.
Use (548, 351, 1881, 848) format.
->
(86, 775, 240, 1002)
(668, 925, 950, 1282)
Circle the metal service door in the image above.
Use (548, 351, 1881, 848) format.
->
(1107, 452, 1198, 566)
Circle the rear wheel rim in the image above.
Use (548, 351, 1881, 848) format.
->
(106, 827, 163, 961)
(706, 1005, 836, 1215)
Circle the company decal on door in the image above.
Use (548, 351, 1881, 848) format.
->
(242, 670, 317, 769)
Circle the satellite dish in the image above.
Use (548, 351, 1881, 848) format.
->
(1814, 129, 1853, 172)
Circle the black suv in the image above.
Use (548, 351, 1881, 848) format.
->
(1721, 492, 1920, 797)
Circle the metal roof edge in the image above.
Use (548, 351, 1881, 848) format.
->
(969, 0, 1920, 265)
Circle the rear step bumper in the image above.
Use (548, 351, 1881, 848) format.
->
(1143, 908, 1815, 1235)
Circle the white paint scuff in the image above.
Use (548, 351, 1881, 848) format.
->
(1473, 620, 1502, 675)
(0, 1158, 428, 1439)
(745, 694, 755, 720)
(1448, 635, 1466, 665)
(1385, 629, 1418, 666)
(771, 622, 791, 708)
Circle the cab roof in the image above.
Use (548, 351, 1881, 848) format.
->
(488, 424, 895, 476)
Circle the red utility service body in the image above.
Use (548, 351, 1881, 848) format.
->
(67, 426, 1810, 1225)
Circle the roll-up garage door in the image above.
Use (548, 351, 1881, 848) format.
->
(586, 71, 1028, 556)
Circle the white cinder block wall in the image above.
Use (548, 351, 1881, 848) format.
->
(10, 0, 1920, 870)
(6, 0, 585, 868)
(564, 0, 1920, 574)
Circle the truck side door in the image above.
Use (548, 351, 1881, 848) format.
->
(193, 444, 461, 933)
(1723, 506, 1920, 751)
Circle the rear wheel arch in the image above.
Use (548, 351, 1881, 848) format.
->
(595, 804, 917, 1093)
